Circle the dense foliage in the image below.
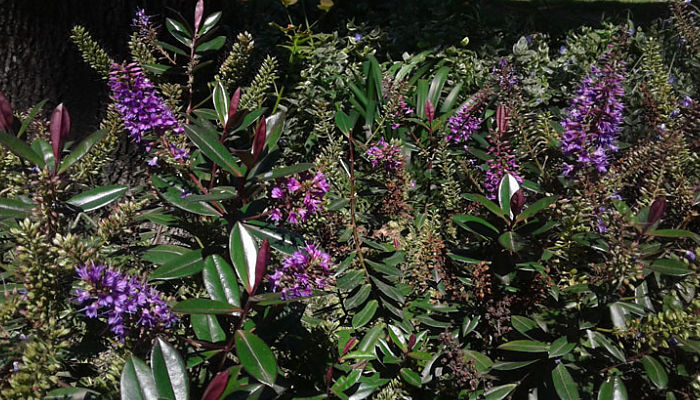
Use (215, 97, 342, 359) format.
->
(1, 0, 699, 399)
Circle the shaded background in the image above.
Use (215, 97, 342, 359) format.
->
(0, 0, 669, 133)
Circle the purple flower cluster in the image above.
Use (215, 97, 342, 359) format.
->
(390, 97, 414, 130)
(74, 263, 177, 341)
(268, 244, 332, 299)
(367, 137, 404, 171)
(446, 93, 488, 144)
(270, 171, 330, 224)
(560, 54, 626, 175)
(492, 58, 519, 90)
(132, 9, 151, 34)
(485, 136, 522, 199)
(109, 63, 184, 145)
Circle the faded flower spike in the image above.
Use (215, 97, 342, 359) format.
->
(267, 244, 332, 300)
(108, 62, 184, 145)
(270, 171, 330, 224)
(74, 263, 177, 341)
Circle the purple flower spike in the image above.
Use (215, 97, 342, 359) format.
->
(366, 138, 405, 171)
(109, 63, 184, 146)
(267, 244, 332, 300)
(74, 263, 177, 341)
(269, 171, 330, 224)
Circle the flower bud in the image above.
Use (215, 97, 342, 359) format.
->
(510, 189, 525, 217)
(0, 91, 13, 132)
(50, 103, 70, 167)
(646, 197, 666, 230)
(425, 99, 435, 124)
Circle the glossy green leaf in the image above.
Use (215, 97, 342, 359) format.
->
(152, 175, 220, 217)
(120, 356, 158, 400)
(492, 359, 538, 370)
(212, 81, 229, 127)
(400, 368, 421, 387)
(552, 364, 580, 400)
(597, 376, 628, 400)
(453, 214, 499, 234)
(497, 340, 549, 353)
(352, 300, 378, 329)
(516, 196, 558, 222)
(150, 249, 204, 280)
(498, 231, 524, 252)
(647, 259, 691, 276)
(467, 194, 507, 218)
(66, 185, 127, 212)
(484, 384, 517, 400)
(45, 387, 100, 399)
(0, 130, 44, 166)
(549, 337, 576, 358)
(32, 139, 55, 168)
(641, 355, 668, 389)
(345, 284, 371, 310)
(58, 129, 108, 173)
(256, 163, 314, 181)
(166, 18, 190, 37)
(199, 11, 222, 36)
(182, 186, 237, 203)
(203, 254, 241, 307)
(511, 315, 539, 339)
(0, 197, 34, 219)
(151, 338, 189, 400)
(197, 35, 226, 52)
(358, 323, 385, 352)
(173, 298, 240, 315)
(229, 222, 258, 293)
(463, 350, 493, 373)
(184, 124, 243, 177)
(646, 229, 699, 240)
(143, 245, 189, 265)
(235, 330, 277, 386)
(191, 314, 226, 343)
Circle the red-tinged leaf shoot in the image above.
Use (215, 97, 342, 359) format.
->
(201, 369, 229, 400)
(224, 87, 241, 132)
(341, 337, 357, 358)
(50, 103, 70, 169)
(194, 0, 204, 36)
(325, 365, 334, 386)
(496, 104, 509, 135)
(252, 239, 270, 295)
(510, 189, 525, 218)
(407, 334, 417, 352)
(646, 197, 666, 231)
(252, 118, 267, 162)
(425, 99, 435, 125)
(0, 91, 13, 132)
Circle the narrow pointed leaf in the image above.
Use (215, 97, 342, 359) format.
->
(352, 299, 378, 328)
(184, 124, 243, 177)
(235, 330, 277, 386)
(252, 239, 270, 295)
(400, 368, 421, 387)
(58, 129, 108, 173)
(173, 298, 240, 315)
(229, 222, 258, 293)
(203, 254, 241, 307)
(484, 384, 517, 400)
(151, 338, 189, 400)
(66, 185, 127, 212)
(213, 81, 229, 127)
(191, 314, 226, 342)
(151, 175, 220, 217)
(552, 364, 580, 400)
(597, 376, 628, 400)
(50, 103, 70, 166)
(497, 340, 549, 353)
(0, 197, 34, 219)
(151, 249, 204, 280)
(120, 356, 158, 400)
(201, 370, 229, 400)
(516, 196, 558, 222)
(641, 355, 668, 389)
(0, 131, 44, 166)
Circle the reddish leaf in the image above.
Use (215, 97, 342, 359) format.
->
(194, 0, 205, 34)
(424, 100, 435, 124)
(252, 239, 270, 295)
(325, 365, 334, 385)
(252, 118, 267, 161)
(407, 334, 416, 351)
(510, 189, 525, 217)
(0, 91, 13, 132)
(224, 88, 241, 132)
(341, 337, 357, 357)
(201, 369, 229, 400)
(496, 104, 509, 135)
(646, 197, 666, 230)
(50, 103, 70, 167)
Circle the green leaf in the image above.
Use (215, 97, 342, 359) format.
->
(358, 323, 385, 352)
(191, 314, 226, 342)
(427, 66, 449, 106)
(45, 387, 100, 399)
(199, 11, 222, 36)
(453, 214, 499, 234)
(173, 298, 240, 315)
(203, 254, 241, 307)
(196, 36, 226, 52)
(549, 337, 576, 358)
(497, 340, 549, 353)
(498, 231, 524, 252)
(166, 18, 190, 37)
(641, 355, 668, 389)
(0, 130, 44, 167)
(597, 376, 628, 400)
(212, 81, 229, 127)
(184, 124, 243, 177)
(491, 360, 538, 371)
(588, 331, 625, 362)
(552, 364, 580, 400)
(256, 163, 314, 181)
(182, 186, 237, 203)
(463, 350, 493, 373)
(229, 222, 258, 293)
(143, 245, 189, 265)
(484, 384, 517, 400)
(498, 174, 517, 217)
(152, 175, 220, 217)
(466, 194, 507, 218)
(679, 339, 700, 354)
(151, 338, 189, 400)
(345, 284, 371, 310)
(646, 259, 691, 276)
(511, 315, 539, 339)
(32, 139, 55, 168)
(150, 249, 204, 280)
(265, 111, 286, 152)
(371, 277, 405, 303)
(399, 368, 421, 387)
(58, 129, 108, 173)
(0, 197, 34, 219)
(516, 196, 558, 223)
(440, 83, 463, 113)
(352, 300, 378, 329)
(66, 185, 127, 212)
(235, 330, 277, 387)
(646, 229, 699, 241)
(120, 356, 158, 400)
(17, 99, 47, 138)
